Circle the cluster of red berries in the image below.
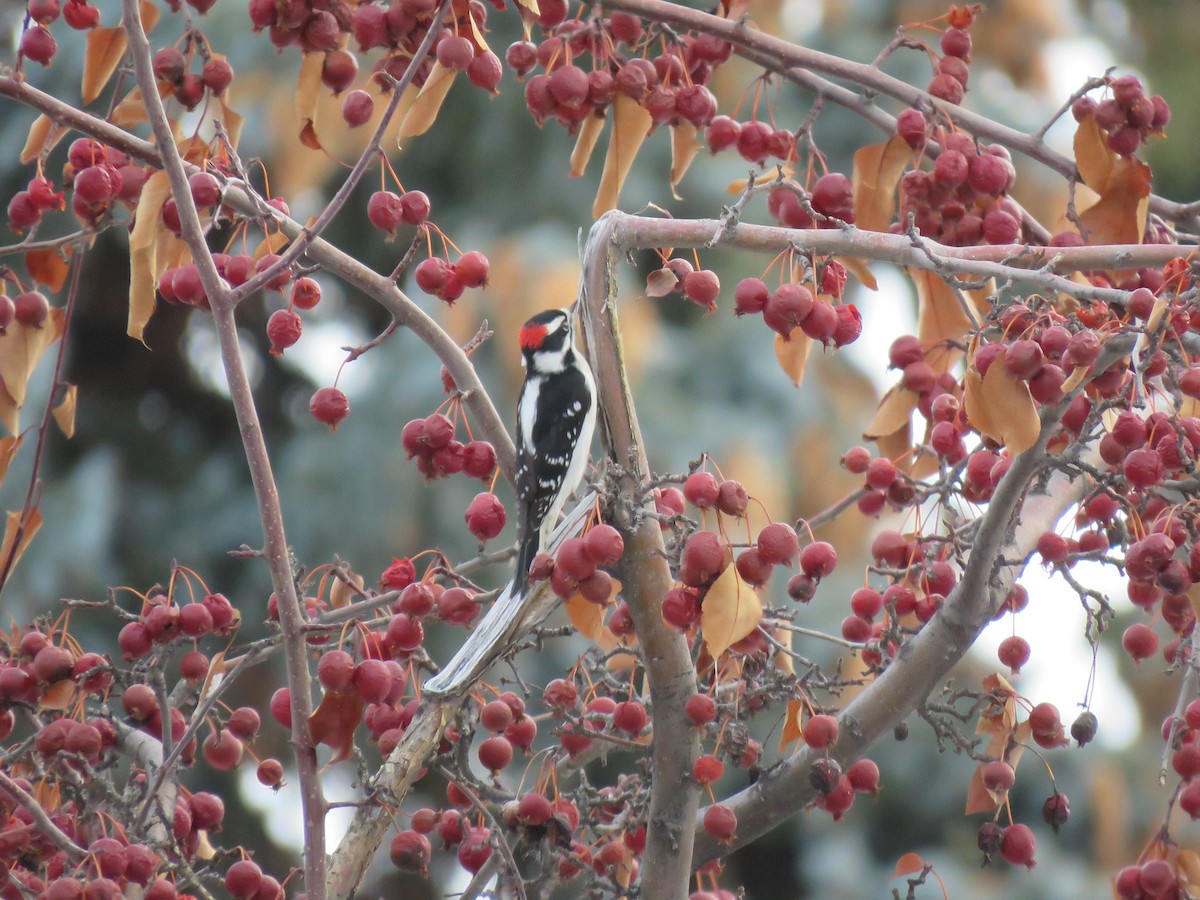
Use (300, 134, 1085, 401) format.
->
(0, 289, 51, 332)
(400, 411, 498, 480)
(513, 9, 725, 135)
(367, 188, 431, 236)
(898, 133, 1020, 247)
(733, 271, 861, 347)
(18, 0, 101, 67)
(0, 587, 291, 897)
(704, 115, 795, 164)
(413, 249, 490, 304)
(225, 858, 285, 899)
(925, 7, 975, 106)
(251, 0, 501, 100)
(116, 591, 239, 661)
(1072, 74, 1170, 157)
(654, 258, 721, 311)
(1114, 859, 1182, 900)
(0, 807, 195, 899)
(765, 173, 855, 228)
(151, 44, 234, 110)
(977, 820, 1037, 868)
(8, 139, 149, 232)
(525, 523, 624, 602)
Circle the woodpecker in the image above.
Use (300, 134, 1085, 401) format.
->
(510, 306, 597, 593)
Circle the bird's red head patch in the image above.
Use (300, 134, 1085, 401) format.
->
(520, 323, 548, 350)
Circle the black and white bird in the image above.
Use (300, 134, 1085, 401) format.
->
(424, 307, 596, 695)
(509, 306, 597, 594)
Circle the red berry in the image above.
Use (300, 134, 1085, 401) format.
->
(584, 524, 624, 566)
(225, 860, 263, 898)
(682, 269, 720, 310)
(895, 108, 928, 148)
(1122, 623, 1158, 662)
(757, 522, 799, 565)
(683, 471, 720, 508)
(202, 730, 244, 770)
(454, 250, 490, 288)
(982, 759, 1015, 793)
(478, 734, 513, 771)
(799, 541, 837, 579)
(367, 190, 405, 235)
(702, 805, 737, 843)
(266, 309, 302, 352)
(400, 191, 430, 226)
(310, 387, 349, 430)
(13, 291, 50, 328)
(998, 635, 1031, 673)
(342, 90, 375, 127)
(693, 754, 724, 784)
(464, 492, 506, 541)
(803, 713, 839, 749)
(999, 823, 1036, 868)
(21, 25, 57, 65)
(847, 758, 880, 792)
(291, 277, 321, 310)
(613, 700, 647, 735)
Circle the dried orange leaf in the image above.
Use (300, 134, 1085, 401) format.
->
(0, 310, 66, 435)
(21, 115, 66, 165)
(0, 437, 22, 487)
(774, 626, 794, 675)
(111, 88, 151, 128)
(864, 385, 919, 439)
(1073, 116, 1113, 193)
(25, 247, 71, 292)
(570, 111, 606, 178)
(979, 361, 1040, 454)
(838, 256, 878, 291)
(701, 562, 763, 658)
(774, 329, 813, 387)
(295, 51, 326, 148)
(645, 267, 678, 297)
(911, 269, 975, 370)
(1177, 850, 1200, 889)
(726, 177, 750, 195)
(308, 688, 364, 763)
(565, 593, 612, 646)
(964, 763, 999, 814)
(253, 231, 291, 261)
(669, 122, 701, 196)
(892, 852, 926, 879)
(0, 508, 43, 579)
(593, 93, 653, 219)
(130, 170, 169, 254)
(128, 171, 171, 341)
(39, 680, 76, 711)
(329, 570, 363, 609)
(1060, 364, 1089, 394)
(217, 97, 244, 150)
(962, 367, 997, 441)
(52, 384, 76, 439)
(1079, 156, 1151, 246)
(398, 62, 457, 139)
(874, 421, 912, 467)
(851, 135, 912, 233)
(779, 698, 804, 751)
(513, 0, 540, 14)
(82, 27, 128, 105)
(139, 0, 161, 31)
